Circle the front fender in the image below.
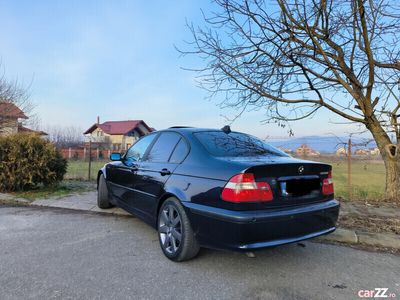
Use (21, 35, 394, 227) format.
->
(97, 165, 107, 188)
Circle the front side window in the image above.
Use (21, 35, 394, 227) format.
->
(124, 134, 156, 165)
(194, 131, 288, 157)
(146, 132, 181, 162)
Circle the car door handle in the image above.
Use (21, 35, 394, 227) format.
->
(160, 168, 171, 176)
(130, 165, 138, 172)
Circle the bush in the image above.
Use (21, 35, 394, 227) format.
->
(0, 134, 67, 192)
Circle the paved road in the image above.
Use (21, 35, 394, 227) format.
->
(0, 206, 399, 300)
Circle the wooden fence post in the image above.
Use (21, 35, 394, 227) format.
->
(88, 140, 92, 180)
(347, 138, 352, 199)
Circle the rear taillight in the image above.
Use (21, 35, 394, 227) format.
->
(221, 173, 273, 203)
(322, 171, 334, 195)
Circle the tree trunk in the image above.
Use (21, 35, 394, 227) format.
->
(383, 157, 400, 201)
(367, 120, 400, 201)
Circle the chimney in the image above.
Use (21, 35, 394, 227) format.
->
(97, 116, 100, 124)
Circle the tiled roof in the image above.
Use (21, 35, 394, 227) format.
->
(84, 120, 153, 135)
(18, 124, 48, 135)
(0, 102, 28, 119)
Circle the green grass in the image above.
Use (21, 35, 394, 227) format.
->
(65, 158, 386, 200)
(332, 161, 385, 200)
(65, 160, 108, 181)
(12, 180, 94, 201)
(312, 157, 386, 200)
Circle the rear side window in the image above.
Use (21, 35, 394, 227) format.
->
(146, 132, 181, 162)
(194, 131, 288, 157)
(169, 138, 189, 163)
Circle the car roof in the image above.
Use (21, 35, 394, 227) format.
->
(162, 127, 229, 135)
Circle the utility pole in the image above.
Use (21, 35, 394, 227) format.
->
(88, 139, 92, 181)
(347, 137, 352, 199)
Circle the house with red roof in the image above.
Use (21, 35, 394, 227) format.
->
(0, 102, 46, 136)
(295, 144, 320, 157)
(84, 117, 154, 151)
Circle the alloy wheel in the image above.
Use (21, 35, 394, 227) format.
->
(159, 204, 182, 255)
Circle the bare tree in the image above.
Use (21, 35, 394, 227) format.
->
(45, 125, 84, 149)
(182, 0, 400, 200)
(0, 68, 34, 132)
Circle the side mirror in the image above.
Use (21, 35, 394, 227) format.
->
(110, 152, 122, 161)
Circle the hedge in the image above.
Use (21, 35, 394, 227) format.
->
(0, 134, 67, 192)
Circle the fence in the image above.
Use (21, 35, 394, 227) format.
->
(63, 151, 385, 200)
(305, 155, 385, 200)
(61, 147, 112, 161)
(65, 159, 108, 181)
(62, 146, 113, 181)
(62, 136, 386, 199)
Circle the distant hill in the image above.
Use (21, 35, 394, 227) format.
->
(266, 135, 377, 154)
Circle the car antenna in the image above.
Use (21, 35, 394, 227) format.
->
(221, 125, 231, 134)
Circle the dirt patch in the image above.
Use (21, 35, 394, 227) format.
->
(338, 196, 400, 209)
(339, 214, 400, 235)
(315, 239, 400, 256)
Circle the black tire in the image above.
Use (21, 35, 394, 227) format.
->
(97, 173, 113, 209)
(158, 198, 200, 262)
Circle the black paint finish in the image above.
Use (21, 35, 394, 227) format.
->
(98, 128, 339, 251)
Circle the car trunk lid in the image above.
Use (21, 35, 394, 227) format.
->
(244, 161, 332, 208)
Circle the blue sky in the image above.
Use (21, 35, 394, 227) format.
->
(0, 0, 362, 139)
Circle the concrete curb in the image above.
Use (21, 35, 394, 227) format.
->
(0, 194, 31, 205)
(30, 200, 131, 216)
(315, 228, 400, 250)
(0, 192, 131, 217)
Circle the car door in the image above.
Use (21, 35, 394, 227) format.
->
(107, 133, 157, 209)
(134, 132, 186, 219)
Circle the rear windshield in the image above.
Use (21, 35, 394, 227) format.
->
(194, 131, 288, 157)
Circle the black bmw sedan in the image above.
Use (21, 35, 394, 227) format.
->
(97, 127, 339, 261)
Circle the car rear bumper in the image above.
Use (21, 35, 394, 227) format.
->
(182, 199, 340, 251)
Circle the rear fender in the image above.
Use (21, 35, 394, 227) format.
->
(162, 185, 190, 203)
